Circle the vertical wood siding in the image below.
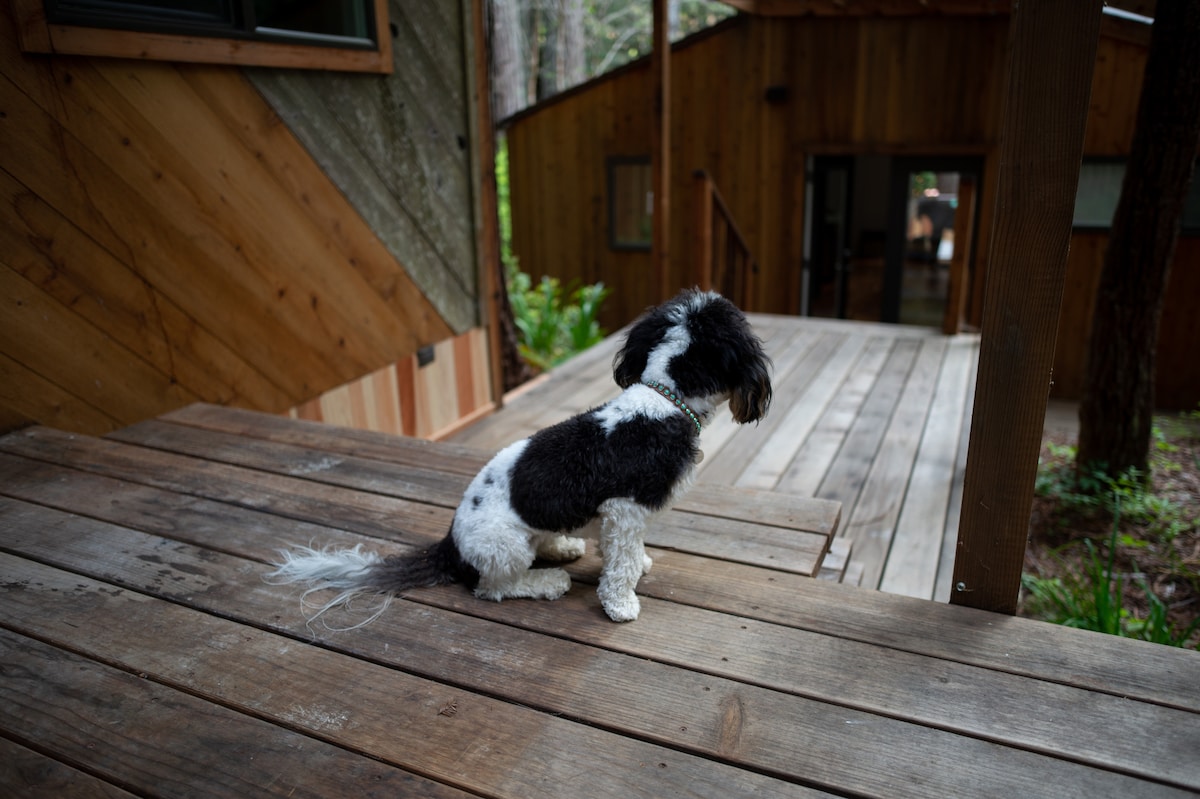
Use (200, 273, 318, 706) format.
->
(507, 15, 1008, 327)
(288, 327, 492, 440)
(505, 14, 1197, 408)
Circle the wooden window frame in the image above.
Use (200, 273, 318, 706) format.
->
(607, 155, 654, 252)
(9, 0, 394, 73)
(1073, 156, 1200, 235)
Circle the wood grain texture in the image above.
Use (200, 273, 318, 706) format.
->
(0, 1, 473, 436)
(1, 403, 1197, 797)
(952, 0, 1105, 614)
(503, 9, 1194, 408)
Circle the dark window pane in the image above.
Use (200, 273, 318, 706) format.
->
(254, 0, 370, 40)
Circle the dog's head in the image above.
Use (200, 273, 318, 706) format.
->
(613, 290, 772, 423)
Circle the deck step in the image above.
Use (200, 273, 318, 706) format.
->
(842, 560, 866, 587)
(817, 537, 852, 582)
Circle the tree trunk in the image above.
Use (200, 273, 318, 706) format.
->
(1076, 0, 1200, 480)
(488, 0, 527, 120)
(556, 0, 586, 90)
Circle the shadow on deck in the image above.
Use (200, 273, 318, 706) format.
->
(455, 314, 981, 599)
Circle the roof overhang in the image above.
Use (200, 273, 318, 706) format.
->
(717, 0, 1153, 20)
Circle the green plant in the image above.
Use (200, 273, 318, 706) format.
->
(1022, 499, 1199, 648)
(507, 266, 610, 372)
(496, 136, 610, 372)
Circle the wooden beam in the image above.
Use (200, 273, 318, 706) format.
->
(651, 0, 671, 301)
(950, 0, 1104, 614)
(466, 0, 505, 409)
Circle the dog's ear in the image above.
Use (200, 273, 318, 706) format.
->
(728, 352, 773, 423)
(612, 307, 671, 388)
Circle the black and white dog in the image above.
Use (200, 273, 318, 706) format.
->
(267, 289, 772, 623)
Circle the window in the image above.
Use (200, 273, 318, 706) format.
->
(12, 0, 392, 72)
(1073, 159, 1200, 234)
(608, 157, 653, 251)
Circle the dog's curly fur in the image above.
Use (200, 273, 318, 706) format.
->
(267, 289, 772, 623)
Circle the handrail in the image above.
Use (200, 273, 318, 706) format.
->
(692, 169, 757, 308)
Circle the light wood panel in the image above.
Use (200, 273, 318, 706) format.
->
(288, 328, 494, 441)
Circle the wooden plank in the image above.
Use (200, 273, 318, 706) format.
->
(136, 403, 842, 539)
(0, 351, 119, 435)
(953, 0, 1105, 614)
(814, 338, 919, 513)
(4, 429, 1196, 717)
(84, 61, 421, 366)
(0, 267, 199, 425)
(0, 541, 827, 799)
(106, 420, 831, 575)
(2, 499, 1196, 795)
(0, 632, 467, 798)
(735, 334, 870, 489)
(0, 428, 455, 543)
(776, 335, 893, 496)
(0, 736, 140, 799)
(837, 337, 947, 589)
(935, 339, 979, 602)
(0, 68, 342, 400)
(178, 65, 457, 344)
(162, 402, 488, 476)
(879, 336, 974, 598)
(0, 170, 292, 413)
(697, 326, 827, 482)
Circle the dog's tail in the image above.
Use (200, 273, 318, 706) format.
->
(265, 533, 476, 630)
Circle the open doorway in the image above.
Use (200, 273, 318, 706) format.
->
(805, 155, 980, 327)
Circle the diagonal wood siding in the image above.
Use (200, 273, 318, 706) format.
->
(0, 2, 481, 436)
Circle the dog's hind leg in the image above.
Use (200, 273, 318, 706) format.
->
(535, 533, 587, 562)
(595, 499, 652, 622)
(460, 524, 572, 603)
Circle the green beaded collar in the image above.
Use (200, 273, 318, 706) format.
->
(643, 381, 702, 434)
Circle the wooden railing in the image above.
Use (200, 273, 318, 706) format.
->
(692, 169, 757, 309)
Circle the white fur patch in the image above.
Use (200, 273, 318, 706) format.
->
(594, 384, 678, 435)
(642, 315, 692, 387)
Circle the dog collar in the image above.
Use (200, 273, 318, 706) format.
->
(643, 381, 702, 434)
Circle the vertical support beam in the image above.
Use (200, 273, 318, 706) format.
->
(466, 0, 505, 408)
(941, 175, 976, 335)
(651, 0, 672, 301)
(694, 171, 714, 291)
(951, 0, 1103, 614)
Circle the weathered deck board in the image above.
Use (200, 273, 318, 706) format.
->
(454, 315, 979, 597)
(1, 406, 1197, 797)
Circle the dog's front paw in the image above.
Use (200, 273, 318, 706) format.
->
(642, 553, 653, 574)
(600, 591, 640, 622)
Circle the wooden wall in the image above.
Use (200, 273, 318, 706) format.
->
(248, 0, 480, 334)
(505, 13, 1198, 409)
(0, 1, 491, 436)
(289, 327, 492, 440)
(505, 14, 1008, 327)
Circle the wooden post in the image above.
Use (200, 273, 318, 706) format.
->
(951, 0, 1104, 614)
(651, 0, 671, 301)
(941, 175, 975, 335)
(694, 171, 714, 291)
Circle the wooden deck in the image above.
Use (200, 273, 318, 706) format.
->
(455, 314, 980, 598)
(2, 403, 1198, 797)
